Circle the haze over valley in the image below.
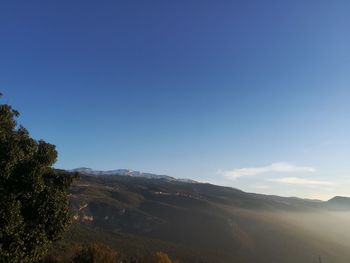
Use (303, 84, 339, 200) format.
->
(61, 168, 350, 263)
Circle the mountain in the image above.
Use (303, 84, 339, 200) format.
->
(56, 171, 350, 263)
(326, 196, 350, 209)
(70, 167, 197, 183)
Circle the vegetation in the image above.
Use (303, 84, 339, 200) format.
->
(43, 242, 175, 263)
(140, 252, 174, 263)
(72, 243, 119, 263)
(0, 94, 75, 262)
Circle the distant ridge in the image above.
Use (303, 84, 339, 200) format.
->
(327, 196, 350, 208)
(70, 167, 197, 183)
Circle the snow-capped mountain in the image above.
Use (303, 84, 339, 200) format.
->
(70, 167, 197, 183)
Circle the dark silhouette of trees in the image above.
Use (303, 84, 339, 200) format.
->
(71, 249, 176, 263)
(141, 252, 174, 263)
(0, 94, 75, 262)
(43, 242, 177, 263)
(73, 243, 119, 263)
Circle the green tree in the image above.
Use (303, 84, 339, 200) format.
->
(0, 94, 75, 262)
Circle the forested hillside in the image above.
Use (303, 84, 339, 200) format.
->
(48, 173, 350, 263)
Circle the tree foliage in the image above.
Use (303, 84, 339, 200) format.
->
(141, 252, 174, 263)
(72, 243, 119, 263)
(0, 96, 75, 262)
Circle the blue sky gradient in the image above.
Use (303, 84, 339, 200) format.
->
(1, 1, 350, 199)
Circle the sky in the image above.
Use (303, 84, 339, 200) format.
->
(1, 1, 349, 200)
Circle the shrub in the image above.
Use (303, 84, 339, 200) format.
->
(141, 252, 173, 263)
(73, 243, 119, 263)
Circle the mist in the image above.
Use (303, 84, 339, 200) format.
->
(277, 210, 350, 249)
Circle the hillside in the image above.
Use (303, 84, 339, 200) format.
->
(58, 171, 350, 263)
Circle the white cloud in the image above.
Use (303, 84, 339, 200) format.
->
(221, 162, 315, 179)
(268, 177, 334, 186)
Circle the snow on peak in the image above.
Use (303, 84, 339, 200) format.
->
(70, 167, 195, 182)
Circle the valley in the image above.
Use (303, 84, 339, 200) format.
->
(56, 170, 350, 263)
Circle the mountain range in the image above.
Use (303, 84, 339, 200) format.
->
(54, 168, 350, 263)
(70, 167, 197, 183)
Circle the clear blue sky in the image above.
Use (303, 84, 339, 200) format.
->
(1, 1, 349, 199)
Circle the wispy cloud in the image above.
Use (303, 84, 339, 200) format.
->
(268, 177, 334, 186)
(221, 162, 315, 179)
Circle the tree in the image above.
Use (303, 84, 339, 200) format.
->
(141, 252, 173, 263)
(72, 243, 119, 263)
(0, 94, 75, 262)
